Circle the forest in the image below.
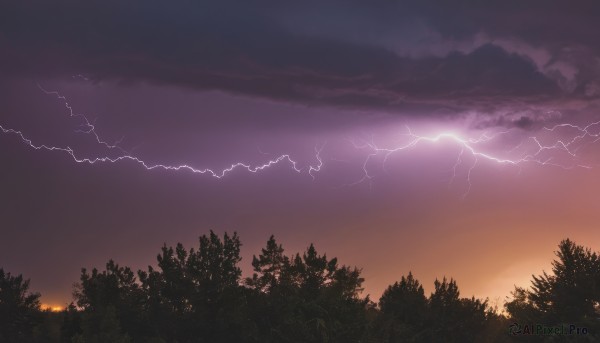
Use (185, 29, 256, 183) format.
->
(1, 233, 598, 342)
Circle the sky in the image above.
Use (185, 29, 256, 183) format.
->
(2, 0, 600, 309)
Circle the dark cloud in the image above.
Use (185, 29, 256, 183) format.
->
(512, 116, 534, 130)
(1, 1, 598, 118)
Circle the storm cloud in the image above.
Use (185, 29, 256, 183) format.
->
(2, 0, 599, 123)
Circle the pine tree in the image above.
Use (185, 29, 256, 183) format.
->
(378, 272, 428, 341)
(0, 268, 42, 342)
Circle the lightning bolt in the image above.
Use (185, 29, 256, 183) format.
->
(0, 122, 327, 178)
(36, 83, 126, 153)
(1, 85, 599, 196)
(0, 85, 325, 179)
(349, 124, 595, 197)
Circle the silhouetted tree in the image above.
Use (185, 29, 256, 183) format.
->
(0, 268, 42, 342)
(31, 309, 64, 343)
(70, 260, 145, 342)
(72, 305, 131, 343)
(60, 303, 82, 342)
(17, 234, 600, 342)
(247, 235, 289, 293)
(247, 237, 371, 342)
(377, 274, 497, 343)
(138, 231, 252, 342)
(425, 277, 491, 342)
(505, 239, 600, 338)
(58, 232, 600, 342)
(377, 272, 428, 341)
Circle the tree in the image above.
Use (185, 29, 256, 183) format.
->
(377, 274, 496, 343)
(60, 303, 82, 342)
(0, 268, 42, 342)
(138, 231, 251, 342)
(378, 272, 428, 341)
(425, 277, 490, 342)
(247, 235, 289, 293)
(72, 305, 131, 343)
(246, 238, 371, 342)
(535, 239, 599, 321)
(70, 260, 145, 342)
(506, 238, 600, 336)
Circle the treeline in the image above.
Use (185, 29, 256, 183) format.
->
(2, 234, 600, 342)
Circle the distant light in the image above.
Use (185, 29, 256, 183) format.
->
(41, 304, 64, 312)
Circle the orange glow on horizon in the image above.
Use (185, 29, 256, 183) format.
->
(41, 304, 64, 312)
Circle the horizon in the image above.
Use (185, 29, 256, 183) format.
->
(12, 229, 583, 313)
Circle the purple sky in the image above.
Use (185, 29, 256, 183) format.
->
(2, 1, 600, 309)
